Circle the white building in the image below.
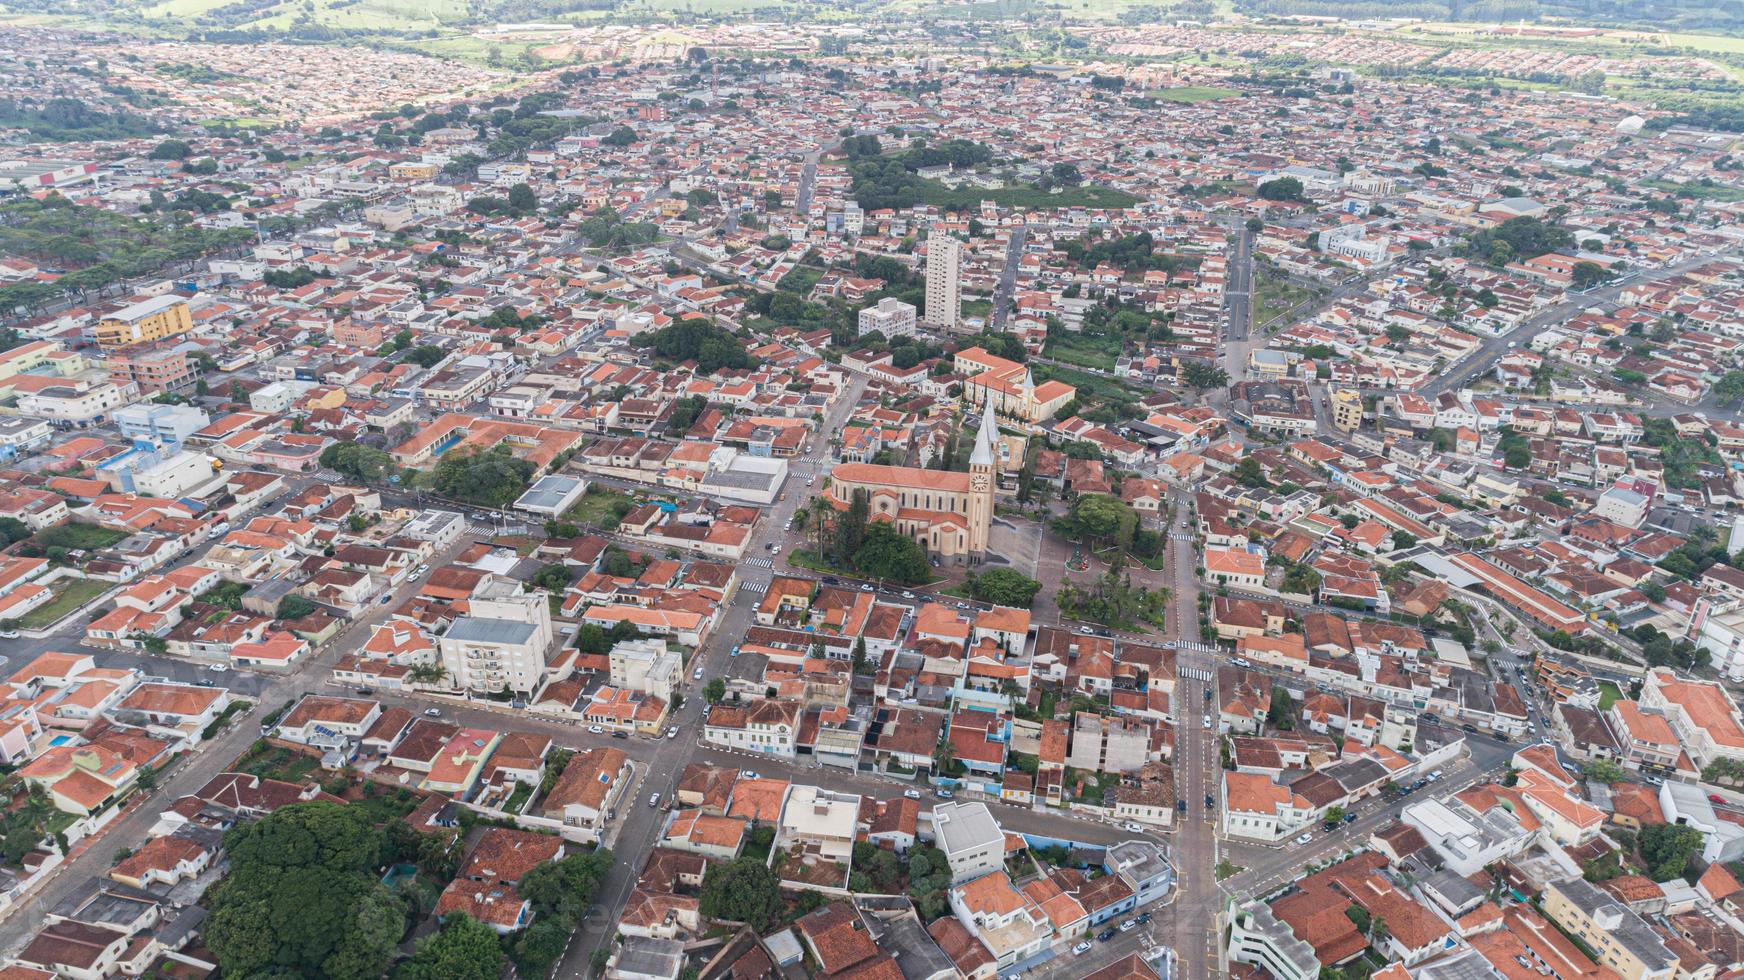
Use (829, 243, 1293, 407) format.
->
(1400, 795, 1536, 877)
(113, 403, 210, 449)
(702, 699, 800, 758)
(857, 297, 917, 339)
(924, 232, 962, 331)
(931, 800, 1006, 884)
(436, 589, 554, 696)
(608, 638, 680, 703)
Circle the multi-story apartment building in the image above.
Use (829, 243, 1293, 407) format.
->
(96, 296, 193, 350)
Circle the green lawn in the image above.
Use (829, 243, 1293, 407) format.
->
(16, 578, 110, 630)
(916, 179, 1141, 212)
(1146, 86, 1240, 103)
(563, 488, 634, 528)
(777, 265, 824, 295)
(1597, 681, 1622, 711)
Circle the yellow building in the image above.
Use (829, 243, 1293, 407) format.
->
(96, 296, 193, 350)
(1540, 879, 1677, 980)
(1330, 388, 1363, 432)
(388, 162, 439, 181)
(829, 401, 998, 562)
(954, 346, 1075, 427)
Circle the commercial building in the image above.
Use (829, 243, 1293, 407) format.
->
(114, 403, 210, 450)
(608, 637, 680, 703)
(924, 232, 962, 330)
(95, 297, 193, 350)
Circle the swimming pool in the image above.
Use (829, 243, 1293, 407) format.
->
(47, 734, 73, 747)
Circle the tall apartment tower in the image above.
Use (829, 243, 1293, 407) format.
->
(925, 231, 962, 331)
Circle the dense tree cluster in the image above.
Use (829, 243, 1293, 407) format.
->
(0, 96, 163, 141)
(963, 568, 1043, 607)
(640, 318, 753, 373)
(1463, 216, 1575, 266)
(205, 803, 407, 979)
(431, 445, 537, 507)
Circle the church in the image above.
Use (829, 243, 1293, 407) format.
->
(826, 401, 999, 563)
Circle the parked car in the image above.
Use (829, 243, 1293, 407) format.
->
(1137, 912, 1151, 925)
(1119, 919, 1137, 932)
(936, 789, 955, 800)
(1712, 793, 1729, 805)
(648, 793, 660, 808)
(588, 725, 604, 734)
(1295, 833, 1313, 845)
(378, 593, 393, 605)
(208, 664, 229, 672)
(903, 789, 922, 800)
(1176, 800, 1187, 813)
(901, 591, 915, 599)
(1121, 821, 1143, 833)
(693, 667, 704, 680)
(1204, 794, 1215, 809)
(860, 583, 874, 593)
(611, 731, 628, 739)
(1073, 942, 1093, 956)
(740, 770, 760, 780)
(1097, 928, 1117, 942)
(822, 576, 840, 585)
(770, 545, 782, 556)
(424, 708, 441, 717)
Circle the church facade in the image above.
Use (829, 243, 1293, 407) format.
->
(827, 402, 1000, 562)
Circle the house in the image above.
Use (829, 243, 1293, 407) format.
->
(703, 699, 800, 759)
(539, 746, 630, 843)
(435, 828, 564, 934)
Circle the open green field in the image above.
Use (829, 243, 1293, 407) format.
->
(1044, 331, 1119, 371)
(1598, 681, 1622, 711)
(16, 578, 110, 630)
(1647, 178, 1744, 202)
(1146, 85, 1240, 103)
(140, 0, 472, 30)
(917, 180, 1140, 212)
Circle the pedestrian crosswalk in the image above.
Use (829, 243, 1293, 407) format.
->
(1177, 665, 1214, 682)
(467, 523, 531, 537)
(743, 557, 773, 569)
(739, 580, 769, 596)
(1171, 640, 1216, 654)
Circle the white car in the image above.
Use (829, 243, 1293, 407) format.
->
(208, 664, 229, 673)
(901, 591, 914, 599)
(588, 725, 605, 734)
(424, 708, 441, 718)
(1078, 626, 1094, 635)
(1295, 833, 1313, 845)
(903, 789, 922, 800)
(666, 727, 678, 739)
(770, 545, 781, 556)
(1073, 942, 1092, 955)
(648, 793, 661, 808)
(860, 583, 874, 593)
(1121, 821, 1143, 832)
(693, 667, 704, 680)
(0, 630, 17, 639)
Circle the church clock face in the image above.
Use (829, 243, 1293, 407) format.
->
(971, 474, 989, 491)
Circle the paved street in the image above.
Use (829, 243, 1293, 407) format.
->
(990, 223, 1029, 331)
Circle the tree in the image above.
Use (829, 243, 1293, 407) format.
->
(431, 445, 536, 507)
(698, 857, 783, 930)
(398, 912, 503, 980)
(1325, 805, 1345, 824)
(1181, 361, 1229, 391)
(1637, 823, 1703, 882)
(1570, 261, 1609, 290)
(513, 920, 569, 978)
(1267, 686, 1295, 731)
(1257, 176, 1306, 202)
(1056, 494, 1139, 553)
(704, 678, 726, 703)
(506, 183, 538, 215)
(1713, 370, 1744, 405)
(531, 563, 573, 593)
(150, 139, 191, 160)
(966, 569, 1043, 608)
(517, 848, 613, 925)
(604, 125, 638, 146)
(1584, 759, 1626, 784)
(852, 524, 931, 585)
